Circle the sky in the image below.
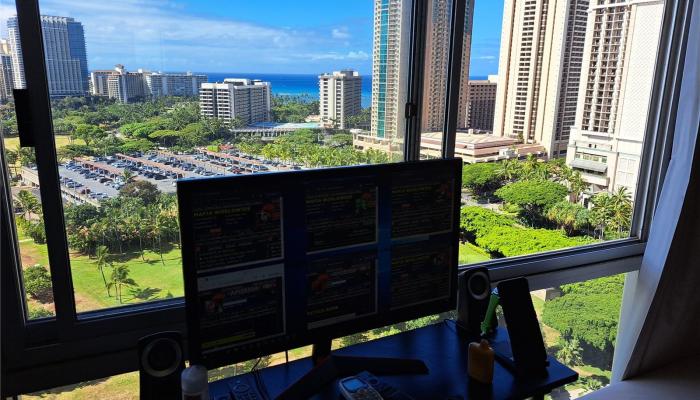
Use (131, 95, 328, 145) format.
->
(0, 0, 503, 76)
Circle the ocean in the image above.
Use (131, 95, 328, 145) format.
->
(201, 72, 487, 109)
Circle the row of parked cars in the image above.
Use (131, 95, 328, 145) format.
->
(98, 156, 178, 181)
(145, 153, 220, 177)
(63, 161, 123, 199)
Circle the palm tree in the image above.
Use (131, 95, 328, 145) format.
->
(16, 190, 41, 220)
(497, 158, 521, 182)
(122, 169, 134, 184)
(590, 193, 614, 240)
(108, 265, 137, 304)
(94, 245, 112, 296)
(567, 171, 588, 203)
(556, 338, 583, 366)
(611, 187, 633, 237)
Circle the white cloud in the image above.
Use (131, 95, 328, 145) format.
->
(331, 27, 351, 40)
(477, 55, 496, 60)
(29, 0, 372, 73)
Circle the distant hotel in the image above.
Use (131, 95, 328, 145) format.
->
(466, 76, 498, 132)
(0, 39, 13, 103)
(199, 79, 271, 126)
(369, 0, 474, 147)
(566, 0, 664, 196)
(90, 65, 207, 103)
(493, 0, 589, 158)
(7, 15, 89, 97)
(319, 70, 362, 129)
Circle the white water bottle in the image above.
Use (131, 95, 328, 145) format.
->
(181, 365, 209, 400)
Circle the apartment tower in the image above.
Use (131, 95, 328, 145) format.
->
(466, 75, 498, 131)
(319, 70, 362, 129)
(421, 0, 475, 132)
(493, 0, 589, 157)
(0, 40, 14, 103)
(199, 79, 271, 126)
(145, 72, 208, 98)
(7, 15, 89, 97)
(566, 0, 664, 196)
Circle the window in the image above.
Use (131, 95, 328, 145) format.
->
(1, 0, 689, 397)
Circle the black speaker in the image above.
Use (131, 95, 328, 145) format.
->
(456, 267, 492, 337)
(138, 331, 185, 400)
(497, 277, 548, 376)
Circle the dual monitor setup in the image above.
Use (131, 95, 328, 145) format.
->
(177, 159, 462, 371)
(171, 158, 552, 399)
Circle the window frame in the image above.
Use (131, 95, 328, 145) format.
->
(0, 0, 690, 395)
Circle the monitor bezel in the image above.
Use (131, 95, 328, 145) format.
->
(178, 158, 462, 369)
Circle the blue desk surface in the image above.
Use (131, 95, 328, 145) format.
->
(210, 321, 578, 399)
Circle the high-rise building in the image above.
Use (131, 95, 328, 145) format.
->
(421, 0, 475, 132)
(466, 75, 498, 131)
(145, 72, 208, 98)
(106, 65, 147, 104)
(319, 70, 362, 129)
(493, 0, 589, 157)
(566, 0, 664, 196)
(0, 40, 14, 103)
(371, 0, 412, 142)
(90, 70, 114, 97)
(7, 15, 89, 97)
(199, 79, 271, 126)
(370, 0, 475, 142)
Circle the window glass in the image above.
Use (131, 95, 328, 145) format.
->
(30, 0, 405, 313)
(1, 1, 55, 320)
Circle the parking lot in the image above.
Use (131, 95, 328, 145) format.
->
(52, 148, 305, 205)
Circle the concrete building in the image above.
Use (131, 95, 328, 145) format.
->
(106, 65, 147, 104)
(371, 0, 475, 146)
(493, 0, 589, 157)
(7, 15, 89, 97)
(145, 72, 207, 98)
(566, 0, 664, 197)
(466, 75, 498, 131)
(422, 0, 475, 132)
(319, 70, 362, 129)
(199, 79, 271, 125)
(90, 70, 114, 97)
(0, 40, 14, 103)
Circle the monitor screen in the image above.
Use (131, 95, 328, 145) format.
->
(178, 159, 462, 368)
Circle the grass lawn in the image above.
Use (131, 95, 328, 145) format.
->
(458, 242, 491, 265)
(25, 372, 139, 400)
(70, 247, 184, 312)
(4, 134, 80, 151)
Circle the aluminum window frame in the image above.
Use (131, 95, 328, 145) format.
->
(1, 0, 691, 395)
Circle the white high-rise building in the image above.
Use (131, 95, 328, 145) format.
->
(319, 70, 362, 129)
(90, 70, 114, 97)
(106, 65, 147, 104)
(199, 79, 271, 125)
(145, 72, 208, 98)
(7, 15, 89, 97)
(566, 0, 664, 197)
(493, 0, 589, 157)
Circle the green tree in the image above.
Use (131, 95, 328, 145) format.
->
(495, 180, 568, 226)
(23, 264, 53, 303)
(461, 162, 502, 198)
(610, 187, 633, 237)
(546, 201, 591, 236)
(15, 190, 41, 219)
(108, 265, 137, 304)
(119, 180, 161, 205)
(496, 158, 522, 182)
(556, 338, 583, 366)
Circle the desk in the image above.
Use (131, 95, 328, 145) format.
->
(210, 321, 578, 399)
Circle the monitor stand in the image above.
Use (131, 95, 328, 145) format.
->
(276, 339, 429, 399)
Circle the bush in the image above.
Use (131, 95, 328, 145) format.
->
(542, 275, 624, 369)
(495, 180, 568, 225)
(460, 206, 515, 241)
(28, 305, 54, 319)
(24, 264, 53, 303)
(461, 162, 503, 197)
(26, 221, 47, 244)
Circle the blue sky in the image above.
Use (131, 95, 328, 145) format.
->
(3, 0, 503, 76)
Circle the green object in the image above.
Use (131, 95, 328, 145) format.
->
(481, 291, 500, 336)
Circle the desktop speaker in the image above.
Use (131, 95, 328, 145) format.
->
(138, 331, 185, 400)
(456, 267, 492, 337)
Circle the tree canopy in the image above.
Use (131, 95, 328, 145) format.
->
(495, 180, 568, 225)
(461, 162, 503, 197)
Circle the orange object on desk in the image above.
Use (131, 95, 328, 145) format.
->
(468, 339, 495, 384)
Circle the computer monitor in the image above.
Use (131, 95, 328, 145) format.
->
(178, 159, 462, 369)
